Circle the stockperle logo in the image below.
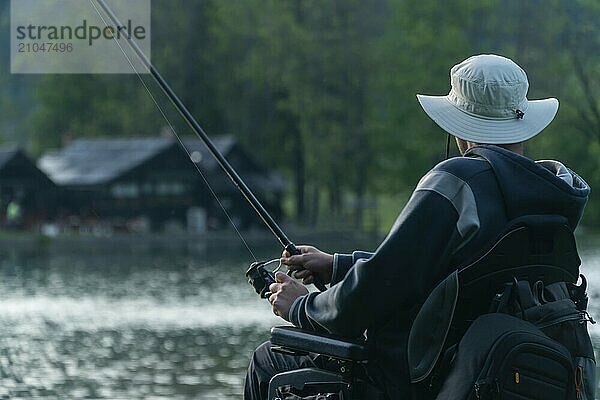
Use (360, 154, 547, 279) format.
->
(11, 0, 151, 74)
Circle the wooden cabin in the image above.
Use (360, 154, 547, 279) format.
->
(38, 136, 285, 232)
(0, 147, 57, 228)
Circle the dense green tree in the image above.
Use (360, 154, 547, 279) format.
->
(209, 0, 385, 227)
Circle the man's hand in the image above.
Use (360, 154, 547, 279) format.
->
(281, 245, 333, 285)
(269, 272, 309, 321)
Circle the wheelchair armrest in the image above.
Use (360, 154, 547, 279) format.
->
(270, 326, 368, 361)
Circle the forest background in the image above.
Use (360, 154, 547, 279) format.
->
(0, 0, 599, 233)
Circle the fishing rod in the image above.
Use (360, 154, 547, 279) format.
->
(92, 0, 327, 293)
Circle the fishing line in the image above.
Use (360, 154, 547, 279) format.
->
(90, 0, 329, 291)
(89, 0, 258, 261)
(261, 258, 283, 273)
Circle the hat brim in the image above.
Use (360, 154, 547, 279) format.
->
(416, 95, 559, 144)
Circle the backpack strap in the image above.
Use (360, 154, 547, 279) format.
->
(490, 278, 537, 317)
(408, 271, 460, 383)
(567, 274, 591, 312)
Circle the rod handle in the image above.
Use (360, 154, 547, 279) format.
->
(284, 243, 328, 292)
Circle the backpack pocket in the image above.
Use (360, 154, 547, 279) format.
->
(435, 314, 574, 400)
(473, 339, 573, 400)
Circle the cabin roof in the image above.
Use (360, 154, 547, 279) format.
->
(0, 146, 56, 187)
(183, 136, 236, 171)
(0, 147, 20, 169)
(39, 137, 176, 185)
(37, 136, 284, 190)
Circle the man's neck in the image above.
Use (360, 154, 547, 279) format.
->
(465, 142, 524, 156)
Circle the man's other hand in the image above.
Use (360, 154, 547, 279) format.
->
(280, 245, 333, 285)
(268, 272, 309, 321)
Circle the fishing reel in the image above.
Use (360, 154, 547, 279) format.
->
(246, 249, 328, 299)
(246, 260, 277, 299)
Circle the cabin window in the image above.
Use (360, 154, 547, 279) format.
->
(111, 183, 139, 198)
(170, 183, 186, 195)
(155, 182, 187, 196)
(141, 183, 153, 195)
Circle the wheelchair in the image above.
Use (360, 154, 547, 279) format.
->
(267, 215, 583, 399)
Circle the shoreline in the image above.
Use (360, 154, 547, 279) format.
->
(0, 228, 383, 255)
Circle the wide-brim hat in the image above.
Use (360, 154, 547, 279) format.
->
(417, 54, 559, 144)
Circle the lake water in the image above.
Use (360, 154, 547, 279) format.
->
(0, 233, 599, 399)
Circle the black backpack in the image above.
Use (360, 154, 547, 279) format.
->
(436, 278, 596, 400)
(408, 215, 596, 400)
(436, 313, 574, 399)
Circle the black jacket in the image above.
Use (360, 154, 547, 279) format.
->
(288, 145, 590, 398)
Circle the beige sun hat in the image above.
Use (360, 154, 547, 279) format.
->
(417, 54, 559, 144)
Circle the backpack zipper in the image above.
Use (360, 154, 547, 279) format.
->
(574, 365, 583, 400)
(473, 338, 572, 399)
(474, 378, 499, 399)
(474, 379, 486, 399)
(536, 312, 584, 330)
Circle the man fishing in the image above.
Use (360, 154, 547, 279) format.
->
(244, 54, 590, 399)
